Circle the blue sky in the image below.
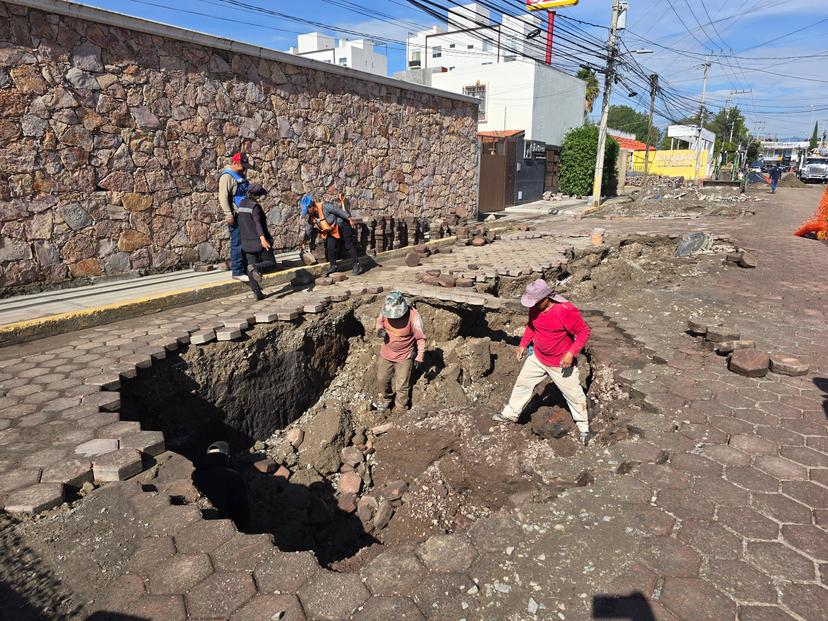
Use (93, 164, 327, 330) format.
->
(79, 0, 828, 138)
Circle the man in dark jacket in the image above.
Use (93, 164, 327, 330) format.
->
(300, 193, 363, 276)
(769, 164, 782, 193)
(191, 441, 250, 530)
(237, 183, 276, 300)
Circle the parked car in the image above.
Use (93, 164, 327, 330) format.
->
(748, 161, 763, 173)
(798, 157, 828, 183)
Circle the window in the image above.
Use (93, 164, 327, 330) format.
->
(449, 43, 456, 48)
(467, 43, 474, 49)
(432, 46, 442, 59)
(463, 84, 486, 122)
(483, 40, 493, 52)
(503, 55, 516, 62)
(338, 57, 347, 66)
(409, 50, 421, 68)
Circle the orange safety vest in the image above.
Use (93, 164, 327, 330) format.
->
(308, 202, 340, 239)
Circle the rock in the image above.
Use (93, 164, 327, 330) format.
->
(316, 277, 334, 286)
(330, 272, 348, 283)
(273, 465, 291, 481)
(706, 326, 740, 343)
(371, 422, 394, 435)
(373, 497, 394, 531)
(357, 495, 378, 524)
(4, 483, 65, 514)
(405, 252, 420, 267)
(66, 67, 99, 90)
(437, 275, 456, 288)
(339, 471, 362, 495)
(92, 449, 143, 482)
(340, 446, 364, 467)
(728, 349, 769, 378)
(531, 405, 575, 439)
(471, 237, 486, 247)
(455, 277, 475, 287)
(122, 193, 153, 212)
(769, 353, 809, 377)
(417, 534, 477, 572)
(737, 251, 757, 268)
(714, 340, 754, 354)
(60, 204, 92, 231)
(291, 269, 314, 287)
(380, 480, 408, 501)
(298, 402, 352, 475)
(286, 427, 305, 449)
(485, 214, 496, 222)
(253, 458, 277, 474)
(337, 493, 357, 513)
(301, 251, 318, 266)
(130, 106, 160, 129)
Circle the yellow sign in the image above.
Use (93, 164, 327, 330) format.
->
(526, 0, 579, 10)
(631, 150, 709, 180)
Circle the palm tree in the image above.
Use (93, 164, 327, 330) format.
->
(577, 68, 600, 125)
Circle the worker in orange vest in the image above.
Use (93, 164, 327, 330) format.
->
(300, 193, 363, 276)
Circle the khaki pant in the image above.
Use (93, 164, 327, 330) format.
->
(376, 356, 413, 410)
(501, 355, 589, 433)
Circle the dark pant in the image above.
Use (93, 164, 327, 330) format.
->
(228, 223, 246, 276)
(771, 179, 779, 192)
(326, 221, 359, 268)
(244, 249, 276, 296)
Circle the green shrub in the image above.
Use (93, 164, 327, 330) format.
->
(559, 125, 619, 197)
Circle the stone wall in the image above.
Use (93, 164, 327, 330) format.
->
(0, 0, 479, 293)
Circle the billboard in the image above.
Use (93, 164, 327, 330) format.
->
(526, 0, 579, 10)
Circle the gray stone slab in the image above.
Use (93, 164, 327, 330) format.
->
(4, 483, 65, 514)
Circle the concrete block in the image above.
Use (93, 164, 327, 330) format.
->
(4, 483, 65, 514)
(93, 449, 144, 482)
(120, 431, 166, 456)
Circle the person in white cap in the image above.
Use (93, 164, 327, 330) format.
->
(494, 279, 592, 445)
(374, 291, 426, 411)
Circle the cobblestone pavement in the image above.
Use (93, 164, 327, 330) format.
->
(1, 187, 826, 620)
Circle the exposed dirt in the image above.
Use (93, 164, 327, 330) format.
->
(590, 186, 766, 219)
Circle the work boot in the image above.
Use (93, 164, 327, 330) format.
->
(492, 412, 517, 424)
(232, 274, 249, 283)
(252, 290, 265, 301)
(324, 264, 338, 276)
(352, 262, 364, 276)
(579, 431, 591, 446)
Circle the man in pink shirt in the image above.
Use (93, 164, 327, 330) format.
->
(494, 279, 592, 445)
(374, 291, 427, 411)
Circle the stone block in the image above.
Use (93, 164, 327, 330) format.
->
(417, 534, 477, 572)
(216, 329, 242, 341)
(191, 330, 216, 345)
(769, 353, 809, 376)
(119, 431, 165, 456)
(339, 471, 362, 495)
(330, 273, 348, 283)
(706, 326, 740, 343)
(297, 570, 369, 621)
(361, 550, 426, 597)
(728, 349, 769, 378)
(4, 483, 64, 514)
(316, 277, 334, 286)
(437, 275, 456, 288)
(714, 340, 754, 354)
(40, 458, 93, 487)
(254, 311, 278, 323)
(96, 421, 141, 439)
(82, 391, 121, 411)
(404, 252, 420, 267)
(303, 303, 325, 313)
(75, 437, 119, 457)
(83, 373, 121, 391)
(253, 458, 277, 474)
(286, 428, 304, 448)
(277, 310, 300, 321)
(147, 553, 214, 594)
(230, 594, 306, 621)
(341, 446, 363, 466)
(93, 448, 143, 482)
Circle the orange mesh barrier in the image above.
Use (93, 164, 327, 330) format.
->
(794, 186, 828, 240)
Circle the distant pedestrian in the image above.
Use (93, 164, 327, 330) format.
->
(236, 183, 276, 301)
(374, 292, 426, 412)
(191, 441, 250, 530)
(769, 164, 782, 193)
(494, 279, 592, 445)
(219, 152, 251, 282)
(300, 193, 363, 276)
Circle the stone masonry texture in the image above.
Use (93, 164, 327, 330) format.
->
(0, 0, 479, 293)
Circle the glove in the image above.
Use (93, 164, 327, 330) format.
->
(376, 328, 387, 339)
(414, 359, 423, 370)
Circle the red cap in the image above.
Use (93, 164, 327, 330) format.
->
(230, 152, 250, 165)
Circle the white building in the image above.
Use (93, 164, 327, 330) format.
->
(289, 33, 387, 76)
(761, 140, 809, 167)
(667, 125, 717, 176)
(397, 3, 584, 146)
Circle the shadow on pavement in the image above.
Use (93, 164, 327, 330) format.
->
(813, 377, 828, 418)
(592, 592, 656, 620)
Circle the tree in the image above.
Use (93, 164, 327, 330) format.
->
(577, 68, 600, 125)
(606, 105, 660, 144)
(810, 122, 819, 150)
(746, 141, 760, 162)
(559, 125, 619, 197)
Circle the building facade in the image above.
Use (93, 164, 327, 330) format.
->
(289, 33, 388, 77)
(396, 3, 584, 147)
(760, 141, 809, 168)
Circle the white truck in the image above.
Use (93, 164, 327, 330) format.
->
(799, 156, 828, 183)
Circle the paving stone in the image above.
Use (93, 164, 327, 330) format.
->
(40, 458, 93, 487)
(728, 349, 770, 377)
(738, 605, 798, 621)
(84, 373, 121, 390)
(677, 519, 742, 560)
(147, 553, 214, 594)
(670, 453, 723, 477)
(754, 455, 807, 480)
(210, 533, 274, 571)
(230, 594, 306, 621)
(351, 596, 425, 621)
(254, 550, 319, 594)
(174, 518, 237, 554)
(780, 480, 828, 508)
(93, 449, 143, 482)
(635, 464, 691, 490)
(641, 537, 702, 577)
(144, 503, 203, 536)
(703, 559, 777, 604)
(780, 445, 828, 468)
(185, 570, 257, 618)
(119, 430, 165, 456)
(691, 476, 750, 508)
(781, 524, 828, 560)
(660, 577, 735, 621)
(781, 583, 828, 620)
(297, 570, 370, 621)
(360, 550, 426, 596)
(409, 572, 472, 618)
(730, 434, 778, 455)
(705, 326, 739, 342)
(191, 330, 217, 345)
(121, 594, 187, 621)
(0, 468, 42, 493)
(416, 533, 478, 573)
(94, 573, 146, 614)
(127, 536, 177, 576)
(726, 465, 780, 492)
(751, 492, 813, 524)
(3, 483, 64, 513)
(96, 421, 141, 439)
(615, 503, 675, 536)
(746, 541, 814, 581)
(768, 353, 809, 376)
(217, 328, 243, 341)
(82, 391, 122, 411)
(655, 488, 716, 520)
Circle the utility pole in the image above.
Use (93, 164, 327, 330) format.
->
(693, 56, 711, 184)
(642, 72, 658, 187)
(590, 0, 625, 211)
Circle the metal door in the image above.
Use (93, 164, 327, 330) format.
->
(479, 140, 507, 212)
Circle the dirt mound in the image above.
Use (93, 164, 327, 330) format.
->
(779, 173, 806, 188)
